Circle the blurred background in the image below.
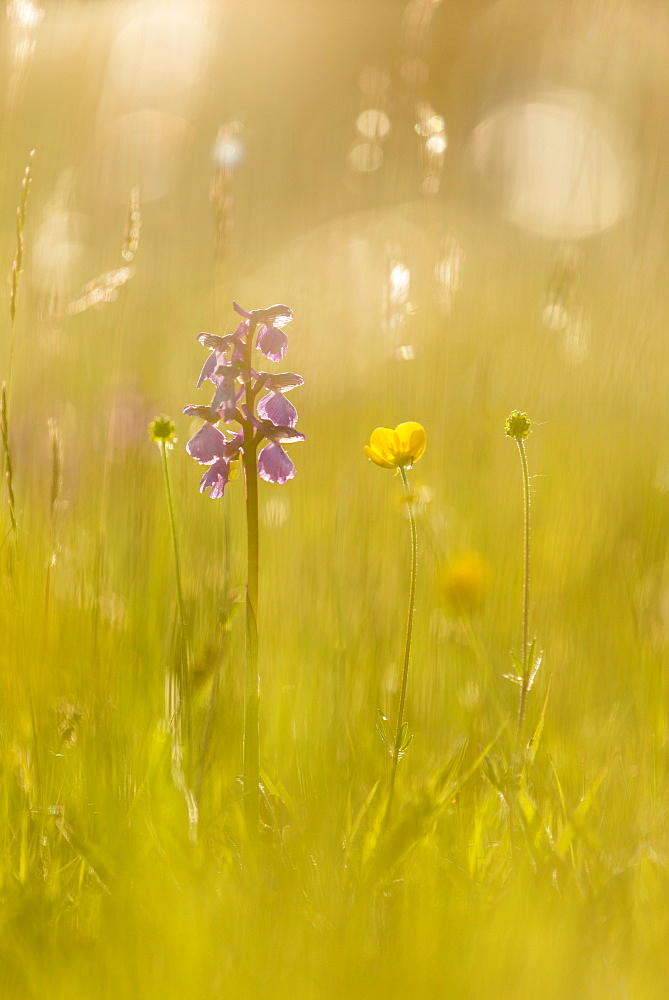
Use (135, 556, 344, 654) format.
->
(2, 2, 669, 997)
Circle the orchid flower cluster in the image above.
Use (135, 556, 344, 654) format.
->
(183, 301, 304, 496)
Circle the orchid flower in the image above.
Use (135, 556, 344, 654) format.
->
(184, 301, 304, 497)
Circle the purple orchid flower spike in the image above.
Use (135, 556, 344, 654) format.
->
(185, 299, 304, 499)
(182, 299, 304, 835)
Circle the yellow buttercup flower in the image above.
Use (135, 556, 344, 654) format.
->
(436, 550, 491, 612)
(364, 422, 426, 469)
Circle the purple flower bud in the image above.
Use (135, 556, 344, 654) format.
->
(257, 442, 295, 485)
(232, 301, 252, 319)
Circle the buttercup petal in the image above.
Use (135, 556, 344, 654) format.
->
(369, 427, 397, 465)
(364, 444, 395, 469)
(393, 421, 426, 465)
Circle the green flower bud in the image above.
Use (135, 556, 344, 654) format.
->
(150, 415, 176, 444)
(505, 410, 531, 439)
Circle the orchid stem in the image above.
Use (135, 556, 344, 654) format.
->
(243, 323, 260, 839)
(383, 464, 417, 831)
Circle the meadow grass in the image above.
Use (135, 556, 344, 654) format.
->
(1, 253, 668, 998)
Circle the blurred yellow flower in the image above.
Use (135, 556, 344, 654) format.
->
(364, 422, 426, 469)
(436, 550, 491, 612)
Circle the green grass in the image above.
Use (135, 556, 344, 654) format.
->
(1, 256, 668, 997)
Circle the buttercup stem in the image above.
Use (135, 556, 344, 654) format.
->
(515, 436, 531, 748)
(161, 441, 187, 637)
(243, 323, 260, 837)
(160, 436, 197, 838)
(160, 441, 190, 700)
(384, 464, 418, 830)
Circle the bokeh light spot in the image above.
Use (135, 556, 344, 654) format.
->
(470, 93, 628, 239)
(347, 142, 384, 173)
(355, 109, 391, 140)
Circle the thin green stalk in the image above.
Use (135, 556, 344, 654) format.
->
(44, 418, 62, 618)
(383, 464, 418, 830)
(8, 150, 34, 405)
(515, 436, 531, 748)
(153, 423, 197, 841)
(242, 323, 260, 837)
(0, 385, 16, 540)
(160, 440, 188, 642)
(159, 437, 192, 736)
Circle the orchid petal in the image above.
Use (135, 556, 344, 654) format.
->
(196, 351, 222, 388)
(186, 423, 228, 464)
(257, 390, 298, 428)
(198, 333, 232, 351)
(199, 457, 231, 498)
(265, 372, 304, 392)
(257, 442, 296, 485)
(211, 378, 237, 422)
(256, 324, 288, 362)
(223, 431, 244, 458)
(254, 304, 293, 327)
(182, 404, 219, 422)
(231, 339, 247, 365)
(241, 405, 304, 443)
